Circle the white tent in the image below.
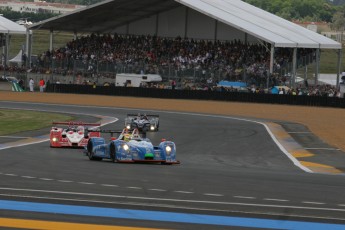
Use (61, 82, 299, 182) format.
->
(176, 0, 341, 49)
(29, 0, 341, 49)
(0, 16, 29, 67)
(9, 50, 23, 65)
(0, 16, 27, 34)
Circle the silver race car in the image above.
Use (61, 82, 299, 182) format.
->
(124, 113, 159, 132)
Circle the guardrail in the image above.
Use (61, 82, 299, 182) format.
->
(45, 84, 345, 108)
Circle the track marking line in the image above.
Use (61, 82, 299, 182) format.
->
(57, 180, 73, 183)
(127, 187, 142, 190)
(302, 201, 325, 205)
(203, 193, 224, 197)
(1, 199, 345, 229)
(21, 176, 36, 179)
(174, 191, 194, 194)
(101, 184, 119, 187)
(4, 174, 17, 177)
(263, 198, 289, 202)
(0, 217, 159, 230)
(39, 178, 54, 181)
(234, 196, 256, 199)
(304, 148, 341, 151)
(148, 189, 166, 192)
(287, 132, 311, 134)
(1, 188, 345, 213)
(78, 182, 95, 185)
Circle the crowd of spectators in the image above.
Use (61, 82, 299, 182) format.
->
(35, 33, 315, 85)
(2, 33, 338, 97)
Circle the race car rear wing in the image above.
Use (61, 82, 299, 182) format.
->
(52, 121, 101, 126)
(86, 129, 123, 137)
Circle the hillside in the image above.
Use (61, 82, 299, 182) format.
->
(4, 0, 344, 23)
(328, 0, 345, 5)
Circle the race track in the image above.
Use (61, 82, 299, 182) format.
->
(0, 101, 345, 229)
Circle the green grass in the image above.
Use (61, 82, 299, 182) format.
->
(9, 30, 74, 57)
(0, 109, 73, 135)
(320, 48, 345, 73)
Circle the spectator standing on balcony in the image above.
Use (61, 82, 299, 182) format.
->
(341, 70, 345, 84)
(29, 78, 34, 92)
(18, 79, 24, 90)
(171, 80, 176, 90)
(39, 78, 45, 92)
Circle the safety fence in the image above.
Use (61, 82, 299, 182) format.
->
(46, 84, 345, 108)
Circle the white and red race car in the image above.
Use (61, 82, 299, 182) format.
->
(50, 121, 101, 148)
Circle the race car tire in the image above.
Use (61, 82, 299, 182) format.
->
(84, 129, 89, 138)
(87, 140, 102, 161)
(88, 150, 102, 161)
(110, 143, 117, 163)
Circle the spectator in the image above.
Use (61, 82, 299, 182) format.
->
(29, 78, 34, 92)
(18, 79, 24, 90)
(171, 79, 176, 90)
(39, 78, 45, 92)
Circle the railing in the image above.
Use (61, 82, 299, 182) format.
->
(46, 84, 345, 108)
(3, 51, 316, 90)
(26, 52, 315, 83)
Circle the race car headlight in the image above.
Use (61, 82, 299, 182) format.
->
(122, 144, 129, 151)
(126, 125, 131, 129)
(165, 146, 172, 153)
(150, 125, 155, 130)
(52, 137, 58, 142)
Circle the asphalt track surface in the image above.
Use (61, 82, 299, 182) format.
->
(0, 101, 345, 229)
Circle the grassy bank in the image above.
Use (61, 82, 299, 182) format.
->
(0, 109, 73, 135)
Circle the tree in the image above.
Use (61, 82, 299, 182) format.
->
(244, 0, 337, 22)
(331, 11, 345, 31)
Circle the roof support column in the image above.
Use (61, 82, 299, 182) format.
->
(336, 49, 342, 89)
(25, 29, 32, 68)
(214, 20, 218, 41)
(292, 47, 297, 88)
(155, 13, 159, 36)
(314, 48, 320, 85)
(4, 33, 9, 67)
(268, 44, 274, 89)
(184, 7, 188, 39)
(49, 29, 53, 52)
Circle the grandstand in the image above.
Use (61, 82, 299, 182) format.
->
(10, 0, 344, 90)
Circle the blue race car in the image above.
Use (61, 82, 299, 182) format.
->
(85, 128, 179, 164)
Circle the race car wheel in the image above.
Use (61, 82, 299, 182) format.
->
(87, 140, 102, 161)
(110, 143, 117, 163)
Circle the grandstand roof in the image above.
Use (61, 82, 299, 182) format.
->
(0, 16, 27, 34)
(28, 0, 341, 49)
